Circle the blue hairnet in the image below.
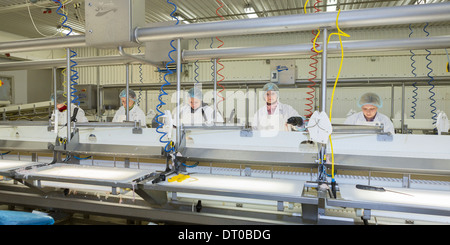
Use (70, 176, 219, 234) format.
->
(119, 89, 136, 101)
(262, 82, 279, 92)
(188, 87, 203, 100)
(358, 92, 383, 108)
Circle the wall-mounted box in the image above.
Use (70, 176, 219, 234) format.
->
(74, 85, 97, 110)
(270, 60, 297, 85)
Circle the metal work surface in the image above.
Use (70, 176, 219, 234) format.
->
(145, 173, 316, 205)
(0, 159, 41, 177)
(14, 163, 153, 189)
(331, 183, 450, 218)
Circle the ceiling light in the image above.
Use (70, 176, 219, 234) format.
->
(244, 4, 258, 19)
(174, 14, 190, 24)
(57, 27, 80, 36)
(327, 0, 337, 12)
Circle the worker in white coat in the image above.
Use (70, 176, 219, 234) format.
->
(112, 89, 147, 127)
(172, 86, 224, 127)
(252, 83, 305, 133)
(51, 90, 88, 125)
(344, 92, 395, 134)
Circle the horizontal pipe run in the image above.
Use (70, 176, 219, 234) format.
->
(0, 55, 138, 71)
(0, 35, 448, 71)
(100, 76, 450, 90)
(0, 3, 449, 54)
(0, 35, 86, 53)
(183, 35, 450, 61)
(136, 2, 450, 42)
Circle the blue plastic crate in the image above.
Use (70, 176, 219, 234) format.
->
(0, 210, 54, 225)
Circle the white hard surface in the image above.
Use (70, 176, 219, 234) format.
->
(22, 164, 150, 183)
(0, 159, 39, 171)
(158, 173, 305, 198)
(339, 183, 450, 210)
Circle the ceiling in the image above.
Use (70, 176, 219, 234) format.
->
(0, 0, 448, 39)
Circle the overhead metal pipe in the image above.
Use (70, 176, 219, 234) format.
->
(0, 35, 85, 53)
(136, 2, 450, 42)
(183, 35, 450, 61)
(0, 35, 449, 71)
(0, 55, 139, 71)
(0, 3, 449, 54)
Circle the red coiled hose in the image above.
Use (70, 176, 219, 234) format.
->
(215, 0, 226, 106)
(304, 0, 321, 118)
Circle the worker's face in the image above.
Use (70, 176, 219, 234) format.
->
(56, 103, 65, 109)
(265, 91, 278, 105)
(361, 104, 378, 120)
(190, 97, 202, 110)
(121, 97, 134, 108)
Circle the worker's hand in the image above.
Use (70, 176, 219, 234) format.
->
(287, 116, 304, 127)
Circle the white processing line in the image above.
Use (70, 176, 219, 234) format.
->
(0, 120, 449, 225)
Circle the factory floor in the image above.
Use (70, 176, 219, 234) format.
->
(0, 204, 152, 225)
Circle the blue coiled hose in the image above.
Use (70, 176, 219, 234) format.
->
(70, 50, 80, 106)
(55, 0, 79, 106)
(155, 0, 179, 153)
(409, 24, 418, 119)
(424, 22, 437, 126)
(194, 38, 200, 84)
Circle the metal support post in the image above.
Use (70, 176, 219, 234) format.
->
(126, 63, 130, 121)
(66, 48, 72, 143)
(213, 58, 218, 121)
(176, 39, 182, 150)
(318, 28, 328, 183)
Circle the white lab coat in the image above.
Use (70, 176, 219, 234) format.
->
(112, 105, 147, 127)
(252, 102, 301, 132)
(53, 104, 88, 125)
(344, 111, 395, 134)
(172, 104, 224, 127)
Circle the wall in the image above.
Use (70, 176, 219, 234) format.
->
(26, 69, 53, 103)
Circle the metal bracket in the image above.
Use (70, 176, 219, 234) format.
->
(240, 128, 253, 137)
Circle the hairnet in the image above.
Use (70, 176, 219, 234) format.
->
(119, 89, 136, 101)
(262, 82, 279, 92)
(358, 92, 383, 108)
(188, 87, 203, 100)
(51, 90, 67, 104)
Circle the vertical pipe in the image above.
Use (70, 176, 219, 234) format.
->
(401, 82, 405, 133)
(390, 84, 394, 121)
(321, 28, 328, 113)
(245, 85, 249, 128)
(66, 48, 71, 143)
(319, 28, 328, 183)
(96, 49, 101, 119)
(125, 64, 130, 121)
(52, 67, 58, 135)
(176, 39, 182, 149)
(213, 58, 218, 121)
(52, 67, 57, 114)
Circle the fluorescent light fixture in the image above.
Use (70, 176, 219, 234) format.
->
(244, 5, 258, 19)
(327, 0, 337, 12)
(174, 14, 190, 24)
(58, 28, 80, 36)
